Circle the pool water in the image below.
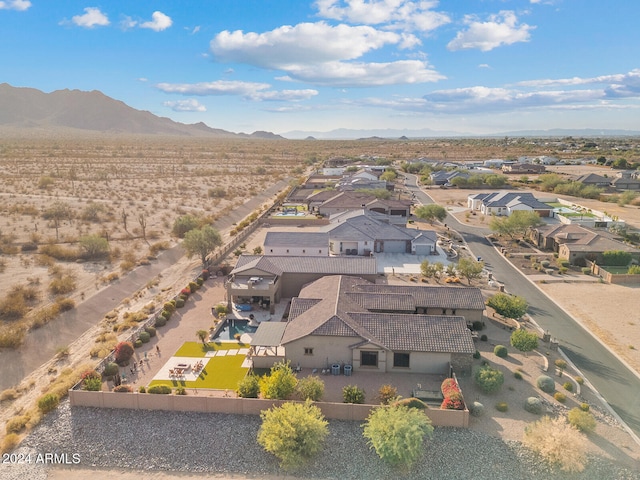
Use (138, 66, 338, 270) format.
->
(274, 211, 306, 217)
(212, 319, 258, 341)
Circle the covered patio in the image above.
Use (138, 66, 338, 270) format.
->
(249, 321, 287, 369)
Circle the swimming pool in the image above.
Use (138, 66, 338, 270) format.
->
(211, 318, 258, 341)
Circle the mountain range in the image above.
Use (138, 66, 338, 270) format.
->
(0, 83, 283, 139)
(2, 83, 639, 139)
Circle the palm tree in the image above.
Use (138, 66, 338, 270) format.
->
(196, 329, 208, 346)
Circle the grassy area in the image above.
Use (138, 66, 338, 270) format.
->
(558, 211, 597, 218)
(174, 341, 247, 357)
(600, 265, 633, 274)
(149, 353, 248, 390)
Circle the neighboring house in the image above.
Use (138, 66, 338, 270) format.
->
(313, 191, 410, 223)
(502, 163, 546, 174)
(430, 170, 469, 186)
(530, 223, 640, 265)
(320, 210, 438, 255)
(483, 159, 506, 168)
(301, 174, 342, 189)
(467, 192, 551, 217)
(263, 232, 329, 256)
(573, 173, 610, 188)
(335, 176, 390, 192)
(250, 275, 479, 374)
(350, 168, 383, 181)
(611, 177, 640, 191)
(226, 255, 378, 310)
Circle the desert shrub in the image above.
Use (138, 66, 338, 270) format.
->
(514, 371, 523, 380)
(480, 334, 488, 341)
(175, 386, 187, 395)
(189, 281, 199, 292)
(172, 214, 200, 238)
(392, 397, 427, 410)
(113, 385, 133, 393)
(0, 388, 19, 402)
(472, 320, 484, 331)
(175, 298, 185, 308)
(0, 294, 29, 321)
(523, 416, 587, 472)
(39, 244, 80, 261)
(138, 331, 151, 343)
(440, 378, 459, 396)
(554, 392, 567, 403)
(82, 371, 102, 391)
(37, 393, 59, 413)
(259, 361, 298, 400)
(473, 350, 481, 359)
(214, 304, 228, 316)
(524, 397, 544, 414)
(102, 361, 119, 377)
(441, 391, 465, 410)
(372, 384, 397, 405)
(574, 376, 584, 385)
(1, 433, 20, 453)
(469, 401, 484, 417)
(154, 316, 167, 327)
(494, 345, 508, 358)
(147, 385, 172, 394)
(145, 326, 156, 337)
(554, 359, 567, 370)
(134, 339, 143, 348)
(6, 415, 29, 434)
(568, 408, 596, 433)
(163, 301, 176, 314)
(196, 277, 204, 286)
(581, 267, 591, 275)
(138, 386, 146, 393)
(342, 384, 365, 404)
(258, 400, 328, 471)
(580, 402, 590, 412)
(55, 297, 75, 312)
(563, 382, 573, 392)
(237, 374, 260, 398)
(537, 375, 556, 393)
(495, 402, 508, 412)
(474, 365, 504, 394)
(540, 260, 550, 268)
(114, 341, 135, 365)
(296, 376, 325, 401)
(201, 269, 210, 280)
(363, 404, 434, 469)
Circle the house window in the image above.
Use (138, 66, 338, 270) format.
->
(442, 309, 447, 315)
(302, 249, 306, 253)
(360, 351, 378, 367)
(270, 249, 273, 253)
(319, 250, 322, 254)
(393, 352, 410, 368)
(286, 249, 289, 253)
(304, 348, 314, 356)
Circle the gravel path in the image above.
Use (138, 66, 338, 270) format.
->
(4, 401, 639, 480)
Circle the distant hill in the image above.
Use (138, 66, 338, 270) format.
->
(0, 83, 281, 139)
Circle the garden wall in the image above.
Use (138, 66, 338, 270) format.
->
(68, 390, 469, 427)
(587, 261, 640, 285)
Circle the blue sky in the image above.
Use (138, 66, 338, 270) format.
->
(2, 0, 640, 136)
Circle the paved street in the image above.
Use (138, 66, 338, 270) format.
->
(405, 174, 640, 438)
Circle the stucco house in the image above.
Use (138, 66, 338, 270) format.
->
(611, 177, 640, 191)
(467, 192, 551, 217)
(313, 191, 410, 223)
(574, 173, 610, 188)
(226, 255, 378, 311)
(250, 275, 480, 375)
(320, 210, 438, 255)
(502, 163, 546, 174)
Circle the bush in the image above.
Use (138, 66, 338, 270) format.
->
(103, 362, 119, 377)
(524, 416, 587, 472)
(6, 415, 29, 434)
(563, 382, 573, 392)
(580, 402, 590, 412)
(469, 401, 484, 417)
(37, 393, 59, 413)
(155, 316, 167, 327)
(134, 339, 143, 348)
(575, 376, 584, 385)
(440, 378, 459, 396)
(342, 385, 365, 404)
(296, 376, 325, 402)
(138, 386, 146, 393)
(138, 331, 151, 343)
(514, 371, 523, 380)
(1, 433, 20, 453)
(163, 302, 176, 314)
(147, 385, 172, 394)
(175, 298, 185, 308)
(189, 281, 199, 292)
(568, 408, 596, 433)
(114, 341, 135, 365)
(472, 320, 484, 331)
(392, 397, 427, 410)
(83, 375, 102, 391)
(474, 365, 504, 394)
(441, 392, 465, 410)
(237, 374, 260, 398)
(363, 404, 434, 469)
(495, 402, 508, 412)
(480, 334, 488, 341)
(258, 400, 328, 471)
(259, 361, 298, 400)
(581, 267, 591, 275)
(537, 375, 555, 393)
(494, 345, 508, 358)
(524, 397, 544, 414)
(175, 386, 187, 395)
(113, 385, 133, 393)
(554, 392, 566, 403)
(473, 350, 481, 359)
(554, 359, 567, 370)
(145, 326, 156, 337)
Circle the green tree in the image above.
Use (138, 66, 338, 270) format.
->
(172, 214, 200, 238)
(257, 400, 329, 471)
(601, 250, 632, 266)
(414, 204, 447, 224)
(510, 328, 539, 355)
(259, 361, 298, 400)
(473, 365, 504, 394)
(380, 170, 397, 182)
(489, 210, 543, 239)
(523, 416, 587, 472)
(79, 234, 109, 259)
(296, 375, 325, 401)
(237, 374, 260, 398)
(487, 292, 528, 320)
(362, 404, 434, 469)
(196, 329, 208, 346)
(457, 257, 484, 284)
(182, 225, 222, 267)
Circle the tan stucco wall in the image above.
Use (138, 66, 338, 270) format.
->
(285, 336, 357, 369)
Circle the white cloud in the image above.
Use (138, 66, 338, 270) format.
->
(478, 64, 491, 69)
(0, 0, 31, 11)
(120, 15, 138, 30)
(164, 99, 207, 112)
(140, 11, 172, 31)
(447, 11, 534, 51)
(314, 0, 450, 32)
(71, 7, 110, 28)
(211, 22, 409, 68)
(155, 81, 318, 102)
(282, 59, 444, 86)
(516, 69, 640, 89)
